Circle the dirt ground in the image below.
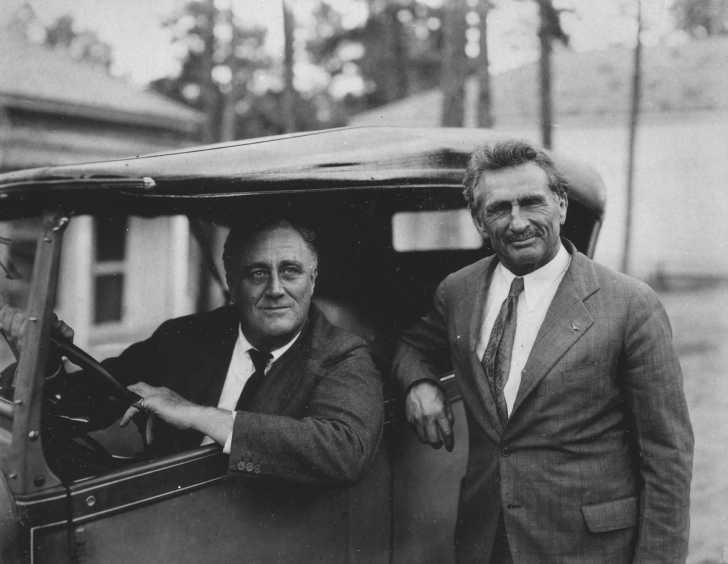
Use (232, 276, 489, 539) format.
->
(658, 281, 728, 564)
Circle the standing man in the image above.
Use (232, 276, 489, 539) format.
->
(394, 140, 693, 562)
(1, 217, 383, 485)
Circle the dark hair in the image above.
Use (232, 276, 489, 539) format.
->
(462, 140, 568, 211)
(223, 217, 318, 283)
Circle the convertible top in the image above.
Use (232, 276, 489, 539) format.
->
(0, 126, 605, 217)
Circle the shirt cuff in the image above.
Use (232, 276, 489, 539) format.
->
(222, 411, 236, 454)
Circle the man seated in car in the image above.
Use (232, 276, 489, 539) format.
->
(0, 216, 384, 485)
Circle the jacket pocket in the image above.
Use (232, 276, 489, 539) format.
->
(581, 496, 638, 533)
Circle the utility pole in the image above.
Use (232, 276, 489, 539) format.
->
(622, 0, 643, 275)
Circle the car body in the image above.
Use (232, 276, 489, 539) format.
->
(0, 127, 605, 563)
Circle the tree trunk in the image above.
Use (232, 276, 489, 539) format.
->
(196, 0, 220, 312)
(282, 0, 297, 133)
(440, 0, 468, 127)
(220, 5, 238, 142)
(622, 0, 643, 275)
(537, 0, 554, 148)
(199, 0, 218, 144)
(476, 0, 494, 128)
(388, 3, 409, 100)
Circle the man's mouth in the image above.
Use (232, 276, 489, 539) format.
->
(260, 305, 292, 314)
(508, 235, 537, 247)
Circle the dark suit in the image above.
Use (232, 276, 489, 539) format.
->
(97, 305, 383, 485)
(394, 242, 693, 563)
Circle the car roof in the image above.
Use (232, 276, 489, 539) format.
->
(0, 126, 605, 217)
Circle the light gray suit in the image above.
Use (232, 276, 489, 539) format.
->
(395, 241, 693, 563)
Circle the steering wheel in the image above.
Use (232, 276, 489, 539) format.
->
(43, 337, 144, 481)
(51, 336, 141, 405)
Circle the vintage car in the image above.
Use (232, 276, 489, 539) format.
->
(0, 127, 605, 563)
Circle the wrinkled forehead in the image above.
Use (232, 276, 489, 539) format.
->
(476, 163, 553, 203)
(240, 226, 317, 267)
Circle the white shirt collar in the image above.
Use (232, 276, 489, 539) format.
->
(494, 243, 570, 311)
(237, 326, 301, 365)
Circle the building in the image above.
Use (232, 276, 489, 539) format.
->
(0, 29, 205, 357)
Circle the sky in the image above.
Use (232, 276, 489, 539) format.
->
(21, 0, 679, 87)
(25, 0, 289, 84)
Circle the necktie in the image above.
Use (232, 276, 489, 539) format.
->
(482, 276, 524, 425)
(235, 349, 272, 411)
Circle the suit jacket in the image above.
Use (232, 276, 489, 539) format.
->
(394, 242, 693, 563)
(97, 305, 384, 485)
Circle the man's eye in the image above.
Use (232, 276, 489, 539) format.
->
(485, 204, 509, 217)
(248, 270, 269, 282)
(280, 267, 303, 280)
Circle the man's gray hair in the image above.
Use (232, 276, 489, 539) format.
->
(462, 140, 568, 211)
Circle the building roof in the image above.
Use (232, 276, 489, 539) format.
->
(350, 36, 728, 127)
(0, 31, 202, 134)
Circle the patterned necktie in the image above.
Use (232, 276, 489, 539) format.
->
(235, 349, 272, 411)
(482, 276, 524, 425)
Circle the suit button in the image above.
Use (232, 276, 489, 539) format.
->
(236, 461, 246, 471)
(501, 446, 511, 457)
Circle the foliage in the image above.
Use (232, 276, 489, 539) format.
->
(12, 3, 113, 71)
(538, 0, 569, 46)
(307, 0, 444, 110)
(149, 0, 344, 141)
(671, 0, 728, 37)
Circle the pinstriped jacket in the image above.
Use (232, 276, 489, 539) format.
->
(395, 241, 693, 563)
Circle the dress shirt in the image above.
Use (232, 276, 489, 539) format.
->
(201, 326, 300, 451)
(476, 243, 570, 414)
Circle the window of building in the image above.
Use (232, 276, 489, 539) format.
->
(93, 217, 128, 324)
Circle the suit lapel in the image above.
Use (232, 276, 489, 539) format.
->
(511, 251, 598, 416)
(460, 258, 505, 438)
(191, 309, 239, 407)
(249, 311, 318, 414)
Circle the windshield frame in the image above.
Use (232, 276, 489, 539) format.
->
(2, 212, 68, 495)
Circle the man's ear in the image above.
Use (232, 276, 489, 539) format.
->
(225, 271, 238, 302)
(558, 193, 568, 225)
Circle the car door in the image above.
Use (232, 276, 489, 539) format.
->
(29, 447, 391, 564)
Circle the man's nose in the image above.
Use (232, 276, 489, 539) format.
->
(265, 272, 285, 296)
(508, 205, 529, 231)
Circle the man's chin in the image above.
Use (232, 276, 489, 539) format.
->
(503, 245, 543, 273)
(259, 316, 302, 338)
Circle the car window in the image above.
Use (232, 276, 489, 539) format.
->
(52, 213, 228, 466)
(392, 209, 482, 252)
